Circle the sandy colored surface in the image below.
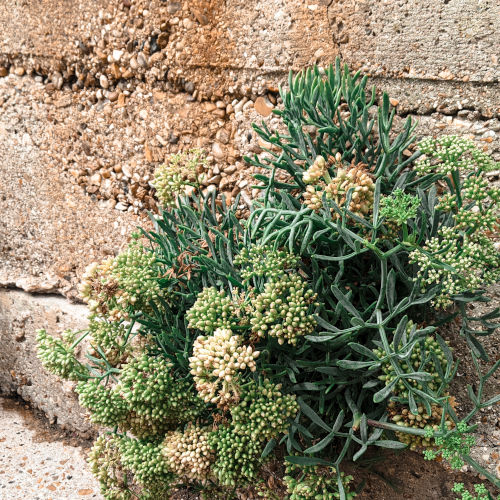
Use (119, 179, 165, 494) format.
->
(0, 396, 102, 500)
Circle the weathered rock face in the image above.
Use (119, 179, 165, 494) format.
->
(0, 1, 498, 108)
(0, 0, 498, 435)
(0, 290, 94, 436)
(328, 0, 499, 82)
(0, 81, 138, 299)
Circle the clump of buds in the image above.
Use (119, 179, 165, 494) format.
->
(87, 318, 130, 367)
(324, 162, 375, 220)
(78, 237, 165, 321)
(379, 189, 420, 225)
(303, 155, 328, 184)
(76, 379, 128, 427)
(250, 274, 318, 345)
(162, 425, 215, 482)
(189, 328, 259, 408)
(303, 184, 325, 212)
(234, 245, 300, 282)
(208, 425, 264, 486)
(118, 353, 204, 438)
(231, 379, 298, 440)
(387, 400, 454, 450)
(410, 227, 499, 308)
(186, 287, 244, 333)
(415, 135, 497, 175)
(118, 436, 173, 487)
(36, 329, 89, 381)
(88, 436, 130, 500)
(153, 149, 207, 207)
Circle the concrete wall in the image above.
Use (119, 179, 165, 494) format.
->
(0, 0, 498, 434)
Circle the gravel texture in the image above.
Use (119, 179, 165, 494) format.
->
(0, 395, 102, 500)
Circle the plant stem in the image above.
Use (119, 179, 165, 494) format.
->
(462, 454, 500, 489)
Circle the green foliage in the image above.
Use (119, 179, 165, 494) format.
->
(245, 60, 417, 194)
(373, 329, 451, 396)
(452, 482, 496, 500)
(284, 463, 356, 499)
(424, 421, 476, 469)
(379, 189, 420, 225)
(36, 60, 500, 498)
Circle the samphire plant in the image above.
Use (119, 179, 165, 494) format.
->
(37, 60, 499, 499)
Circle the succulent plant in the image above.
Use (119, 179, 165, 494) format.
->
(36, 62, 500, 498)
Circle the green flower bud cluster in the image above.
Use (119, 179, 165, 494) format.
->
(189, 328, 259, 408)
(303, 156, 328, 184)
(453, 170, 498, 233)
(76, 380, 128, 427)
(79, 237, 165, 322)
(231, 379, 298, 440)
(416, 135, 498, 175)
(373, 335, 449, 396)
(119, 353, 204, 438)
(452, 482, 490, 500)
(234, 244, 300, 282)
(186, 287, 244, 333)
(379, 189, 420, 225)
(462, 175, 490, 202)
(36, 329, 88, 381)
(250, 274, 318, 345)
(208, 425, 264, 487)
(119, 436, 173, 487)
(437, 192, 458, 212)
(162, 425, 215, 482)
(88, 318, 129, 367)
(284, 463, 356, 500)
(455, 206, 497, 232)
(488, 185, 500, 204)
(324, 163, 375, 220)
(423, 421, 475, 470)
(387, 400, 454, 451)
(153, 149, 206, 207)
(410, 227, 500, 308)
(88, 435, 131, 500)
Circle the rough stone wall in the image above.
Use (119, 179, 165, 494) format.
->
(0, 290, 95, 437)
(0, 0, 498, 434)
(328, 0, 499, 82)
